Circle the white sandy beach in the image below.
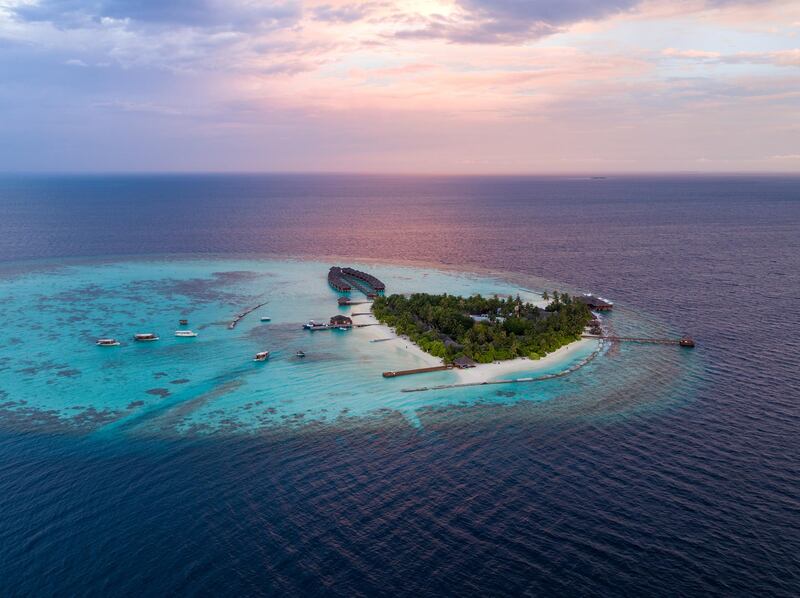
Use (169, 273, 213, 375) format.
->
(350, 302, 598, 382)
(453, 337, 597, 385)
(348, 303, 444, 367)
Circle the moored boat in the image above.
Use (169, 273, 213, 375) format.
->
(295, 350, 306, 357)
(253, 351, 270, 362)
(179, 319, 189, 326)
(134, 333, 159, 341)
(260, 316, 271, 322)
(96, 338, 120, 347)
(175, 330, 198, 338)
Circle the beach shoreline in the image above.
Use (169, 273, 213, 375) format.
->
(453, 338, 597, 384)
(353, 302, 598, 383)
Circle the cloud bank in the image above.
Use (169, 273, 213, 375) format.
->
(0, 0, 798, 172)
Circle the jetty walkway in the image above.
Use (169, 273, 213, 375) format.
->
(582, 334, 695, 347)
(228, 302, 268, 329)
(383, 365, 454, 378)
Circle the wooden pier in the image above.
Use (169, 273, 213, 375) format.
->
(338, 299, 371, 306)
(228, 302, 268, 330)
(582, 334, 695, 347)
(383, 365, 454, 378)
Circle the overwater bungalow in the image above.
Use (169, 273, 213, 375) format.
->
(342, 267, 386, 292)
(330, 314, 353, 328)
(576, 294, 614, 311)
(328, 267, 352, 292)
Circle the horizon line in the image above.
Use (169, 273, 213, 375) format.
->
(1, 170, 798, 178)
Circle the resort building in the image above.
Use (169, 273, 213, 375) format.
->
(453, 356, 477, 369)
(330, 315, 353, 328)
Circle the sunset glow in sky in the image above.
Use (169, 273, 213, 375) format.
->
(1, 0, 799, 173)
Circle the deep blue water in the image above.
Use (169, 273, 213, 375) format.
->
(1, 174, 799, 596)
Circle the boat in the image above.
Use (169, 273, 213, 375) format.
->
(178, 319, 189, 326)
(96, 338, 120, 347)
(295, 350, 306, 357)
(303, 320, 322, 329)
(253, 351, 270, 362)
(175, 330, 198, 338)
(260, 316, 271, 322)
(133, 333, 159, 342)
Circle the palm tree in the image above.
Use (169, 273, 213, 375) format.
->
(542, 290, 549, 302)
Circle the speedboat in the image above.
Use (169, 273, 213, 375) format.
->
(96, 338, 120, 347)
(175, 330, 198, 338)
(260, 316, 271, 322)
(133, 333, 159, 342)
(253, 351, 270, 362)
(295, 350, 306, 358)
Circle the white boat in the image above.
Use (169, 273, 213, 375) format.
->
(303, 320, 322, 329)
(175, 330, 198, 338)
(260, 316, 271, 322)
(96, 338, 120, 347)
(253, 351, 270, 362)
(295, 350, 306, 357)
(133, 333, 159, 342)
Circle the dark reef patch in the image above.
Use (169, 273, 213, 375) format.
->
(120, 271, 264, 305)
(16, 360, 71, 376)
(146, 388, 171, 398)
(56, 369, 81, 378)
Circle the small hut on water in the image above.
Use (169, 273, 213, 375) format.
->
(330, 314, 353, 328)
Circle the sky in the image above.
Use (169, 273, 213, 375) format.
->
(0, 0, 798, 174)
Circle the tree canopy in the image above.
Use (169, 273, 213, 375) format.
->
(372, 292, 591, 364)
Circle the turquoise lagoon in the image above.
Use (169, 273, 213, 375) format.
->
(0, 257, 682, 435)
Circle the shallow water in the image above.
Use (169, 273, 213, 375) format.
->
(0, 257, 620, 434)
(0, 174, 798, 596)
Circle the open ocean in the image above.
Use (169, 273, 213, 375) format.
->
(0, 174, 798, 596)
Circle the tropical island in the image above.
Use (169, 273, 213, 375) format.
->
(372, 291, 593, 365)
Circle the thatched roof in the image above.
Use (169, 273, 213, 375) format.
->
(453, 356, 477, 368)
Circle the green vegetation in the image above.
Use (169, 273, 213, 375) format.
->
(372, 292, 592, 364)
